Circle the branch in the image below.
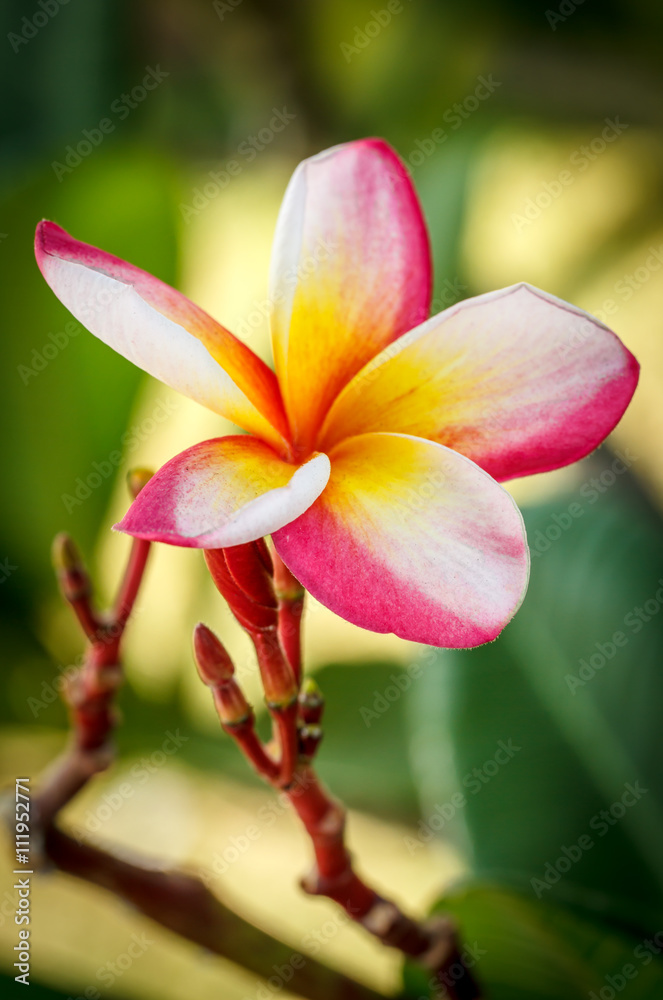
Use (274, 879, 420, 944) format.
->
(200, 546, 483, 1000)
(44, 826, 385, 1000)
(22, 510, 385, 1000)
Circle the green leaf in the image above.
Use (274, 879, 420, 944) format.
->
(407, 450, 663, 931)
(0, 142, 178, 724)
(312, 660, 423, 820)
(401, 884, 663, 1000)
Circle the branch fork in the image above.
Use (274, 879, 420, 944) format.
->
(197, 541, 483, 999)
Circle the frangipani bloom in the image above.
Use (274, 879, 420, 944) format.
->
(35, 139, 638, 648)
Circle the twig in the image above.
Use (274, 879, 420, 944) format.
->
(14, 496, 388, 1000)
(200, 548, 483, 1000)
(43, 826, 386, 1000)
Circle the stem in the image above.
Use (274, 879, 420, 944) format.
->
(271, 699, 299, 787)
(286, 766, 481, 995)
(36, 529, 150, 818)
(204, 547, 483, 998)
(114, 537, 151, 629)
(278, 594, 305, 682)
(272, 549, 305, 682)
(223, 715, 280, 784)
(21, 526, 384, 1000)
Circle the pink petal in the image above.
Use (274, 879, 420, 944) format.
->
(269, 139, 431, 452)
(35, 221, 290, 452)
(273, 432, 529, 648)
(116, 435, 330, 548)
(320, 283, 639, 481)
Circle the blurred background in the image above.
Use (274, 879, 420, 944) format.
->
(1, 0, 663, 997)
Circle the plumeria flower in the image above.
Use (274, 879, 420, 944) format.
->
(35, 139, 638, 648)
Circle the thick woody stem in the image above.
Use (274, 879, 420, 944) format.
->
(43, 826, 386, 1000)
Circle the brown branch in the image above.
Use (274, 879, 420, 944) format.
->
(43, 826, 386, 1000)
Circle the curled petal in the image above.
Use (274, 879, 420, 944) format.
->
(273, 432, 529, 648)
(320, 283, 639, 481)
(269, 138, 431, 451)
(116, 436, 330, 548)
(36, 221, 290, 452)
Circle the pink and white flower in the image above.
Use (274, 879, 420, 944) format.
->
(35, 139, 639, 648)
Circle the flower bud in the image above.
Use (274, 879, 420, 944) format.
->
(205, 549, 277, 632)
(224, 542, 277, 608)
(298, 677, 324, 725)
(193, 623, 234, 686)
(52, 533, 90, 601)
(298, 724, 323, 759)
(127, 467, 154, 499)
(193, 623, 251, 726)
(213, 683, 252, 727)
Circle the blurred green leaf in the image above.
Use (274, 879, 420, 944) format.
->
(401, 884, 663, 1000)
(313, 660, 422, 821)
(407, 450, 663, 932)
(0, 142, 178, 724)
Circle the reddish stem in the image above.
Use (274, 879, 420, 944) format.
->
(223, 717, 280, 784)
(272, 548, 305, 682)
(278, 595, 305, 682)
(251, 629, 298, 706)
(114, 537, 151, 629)
(272, 700, 299, 787)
